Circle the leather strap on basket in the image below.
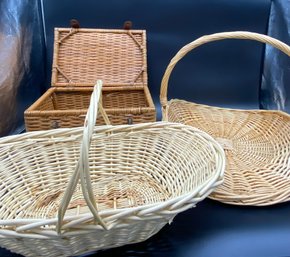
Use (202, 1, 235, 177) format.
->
(160, 31, 290, 120)
(57, 80, 110, 233)
(123, 20, 146, 85)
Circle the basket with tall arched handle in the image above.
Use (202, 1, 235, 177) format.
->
(0, 81, 225, 257)
(160, 31, 290, 206)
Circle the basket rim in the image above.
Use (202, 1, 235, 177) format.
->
(24, 87, 156, 114)
(24, 107, 156, 115)
(55, 27, 146, 33)
(168, 99, 290, 118)
(210, 185, 290, 206)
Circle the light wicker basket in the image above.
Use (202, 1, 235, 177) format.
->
(24, 22, 156, 131)
(0, 81, 225, 257)
(160, 31, 290, 206)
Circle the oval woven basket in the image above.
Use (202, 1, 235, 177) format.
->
(0, 81, 225, 257)
(160, 31, 290, 206)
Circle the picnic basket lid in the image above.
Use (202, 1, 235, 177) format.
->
(51, 20, 147, 88)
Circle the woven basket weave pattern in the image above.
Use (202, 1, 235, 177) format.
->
(53, 29, 146, 86)
(35, 90, 148, 111)
(24, 87, 155, 131)
(0, 82, 225, 256)
(25, 113, 156, 131)
(160, 31, 290, 206)
(0, 221, 167, 257)
(25, 27, 155, 131)
(168, 101, 290, 205)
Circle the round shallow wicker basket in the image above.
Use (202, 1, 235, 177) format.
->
(160, 31, 290, 206)
(0, 81, 225, 257)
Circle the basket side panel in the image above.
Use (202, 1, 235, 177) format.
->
(36, 96, 55, 110)
(103, 90, 148, 109)
(25, 111, 156, 131)
(25, 114, 86, 131)
(53, 88, 151, 110)
(54, 91, 91, 110)
(0, 219, 167, 257)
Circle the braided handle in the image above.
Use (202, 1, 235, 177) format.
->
(57, 80, 109, 233)
(160, 31, 290, 117)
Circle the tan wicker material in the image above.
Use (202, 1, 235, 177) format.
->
(24, 26, 156, 131)
(25, 86, 155, 131)
(51, 28, 147, 87)
(0, 81, 225, 257)
(160, 31, 290, 206)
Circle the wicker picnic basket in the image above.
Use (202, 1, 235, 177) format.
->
(160, 31, 290, 206)
(0, 81, 225, 257)
(24, 21, 156, 131)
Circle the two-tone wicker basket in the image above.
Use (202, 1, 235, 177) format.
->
(24, 22, 156, 131)
(0, 81, 225, 257)
(160, 31, 290, 206)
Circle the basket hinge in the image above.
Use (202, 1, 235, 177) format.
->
(124, 21, 144, 51)
(57, 19, 80, 44)
(70, 19, 80, 29)
(123, 20, 132, 30)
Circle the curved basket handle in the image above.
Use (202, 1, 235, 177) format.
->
(160, 31, 290, 118)
(57, 80, 109, 233)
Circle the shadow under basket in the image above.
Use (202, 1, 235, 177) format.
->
(25, 86, 155, 131)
